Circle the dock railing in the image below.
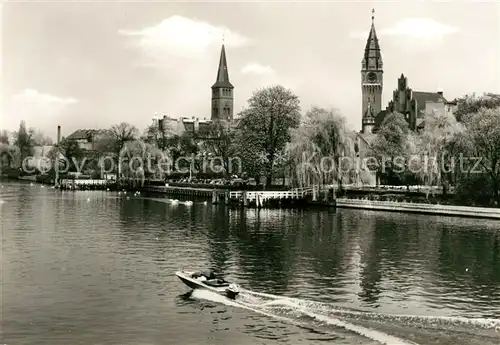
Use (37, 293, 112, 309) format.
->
(229, 187, 316, 201)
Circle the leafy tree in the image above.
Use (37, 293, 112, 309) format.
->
(453, 93, 500, 122)
(93, 133, 115, 154)
(368, 112, 411, 185)
(47, 138, 85, 173)
(165, 131, 199, 173)
(202, 120, 237, 175)
(32, 130, 53, 146)
(13, 121, 35, 164)
(142, 123, 168, 150)
(459, 106, 500, 205)
(234, 85, 301, 187)
(0, 130, 10, 145)
(0, 143, 10, 171)
(60, 139, 85, 171)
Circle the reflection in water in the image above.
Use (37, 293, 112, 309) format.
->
(1, 182, 500, 345)
(233, 209, 298, 293)
(208, 206, 232, 274)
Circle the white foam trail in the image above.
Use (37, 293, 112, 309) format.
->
(190, 290, 331, 333)
(190, 289, 419, 345)
(297, 308, 419, 345)
(241, 289, 500, 330)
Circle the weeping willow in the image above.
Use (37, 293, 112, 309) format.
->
(416, 108, 464, 187)
(286, 107, 354, 188)
(119, 140, 164, 187)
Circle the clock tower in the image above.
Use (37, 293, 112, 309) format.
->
(361, 9, 383, 134)
(211, 44, 234, 121)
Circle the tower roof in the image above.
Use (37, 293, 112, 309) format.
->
(362, 9, 382, 70)
(212, 44, 233, 89)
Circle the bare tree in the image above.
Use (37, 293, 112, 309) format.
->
(109, 122, 139, 156)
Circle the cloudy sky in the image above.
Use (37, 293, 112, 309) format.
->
(2, 1, 499, 139)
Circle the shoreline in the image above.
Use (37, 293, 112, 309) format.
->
(4, 179, 499, 219)
(336, 198, 500, 220)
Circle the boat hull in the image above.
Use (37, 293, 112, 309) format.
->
(175, 271, 239, 299)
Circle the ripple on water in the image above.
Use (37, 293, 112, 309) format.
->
(1, 183, 500, 345)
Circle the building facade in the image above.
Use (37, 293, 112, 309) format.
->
(361, 11, 454, 134)
(65, 129, 111, 151)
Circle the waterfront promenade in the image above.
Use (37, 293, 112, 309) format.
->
(139, 183, 500, 219)
(336, 198, 500, 219)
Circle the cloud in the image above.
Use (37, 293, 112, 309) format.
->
(351, 18, 459, 39)
(241, 63, 276, 76)
(119, 15, 251, 59)
(3, 89, 78, 135)
(239, 63, 299, 91)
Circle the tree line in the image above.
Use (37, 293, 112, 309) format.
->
(1, 86, 499, 206)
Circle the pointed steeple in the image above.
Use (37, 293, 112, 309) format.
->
(212, 44, 233, 89)
(362, 9, 382, 70)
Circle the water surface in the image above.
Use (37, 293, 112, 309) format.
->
(1, 182, 499, 345)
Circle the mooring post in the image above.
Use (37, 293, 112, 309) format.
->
(242, 191, 248, 207)
(224, 191, 230, 205)
(212, 189, 218, 204)
(312, 185, 317, 201)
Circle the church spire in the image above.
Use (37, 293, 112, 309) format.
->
(211, 43, 234, 121)
(362, 8, 382, 70)
(212, 44, 233, 89)
(361, 9, 383, 134)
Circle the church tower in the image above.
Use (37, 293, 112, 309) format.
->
(361, 9, 383, 134)
(211, 44, 234, 121)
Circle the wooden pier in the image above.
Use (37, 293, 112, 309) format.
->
(59, 179, 115, 190)
(139, 185, 336, 208)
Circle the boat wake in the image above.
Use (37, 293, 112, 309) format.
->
(189, 288, 500, 345)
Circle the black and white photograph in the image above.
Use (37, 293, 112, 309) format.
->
(1, 1, 500, 344)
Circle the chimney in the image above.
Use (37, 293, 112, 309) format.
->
(57, 125, 61, 145)
(195, 117, 199, 131)
(437, 88, 443, 97)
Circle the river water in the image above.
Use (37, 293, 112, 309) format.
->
(1, 181, 499, 345)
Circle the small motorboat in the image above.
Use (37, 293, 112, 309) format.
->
(175, 270, 240, 299)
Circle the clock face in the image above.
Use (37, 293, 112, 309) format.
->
(367, 72, 377, 83)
